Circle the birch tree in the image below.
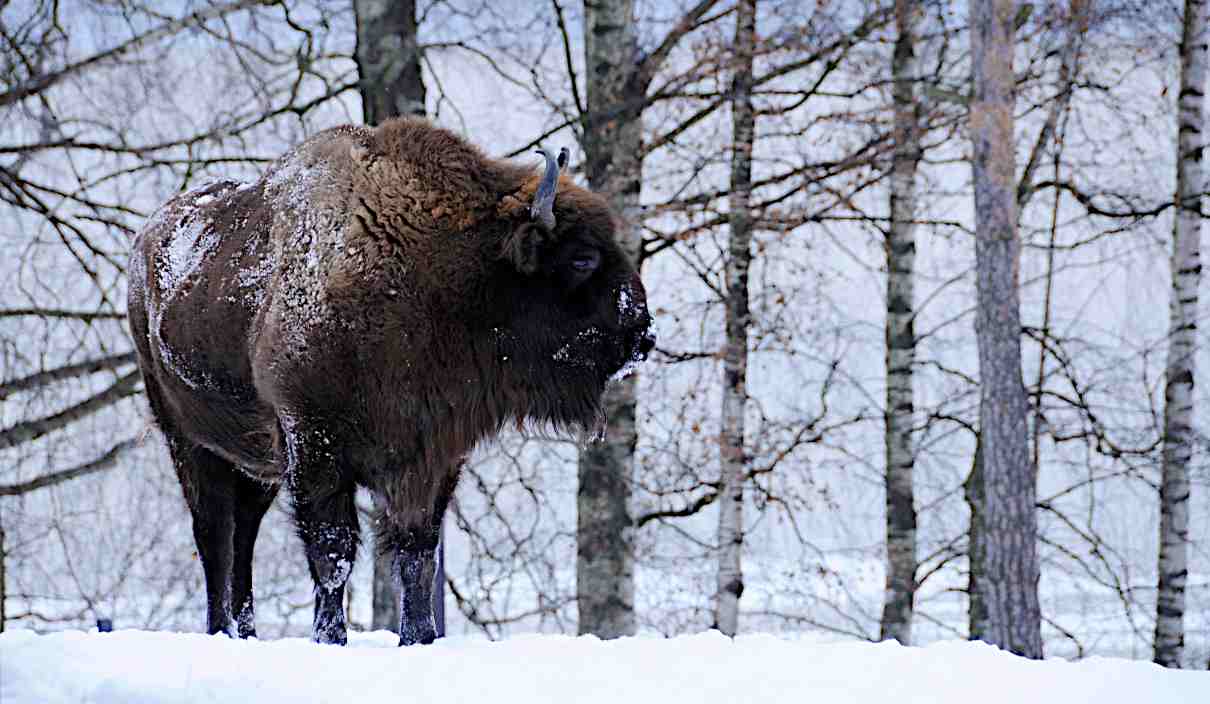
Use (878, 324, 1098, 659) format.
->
(879, 0, 922, 646)
(714, 0, 757, 638)
(968, 0, 1043, 658)
(1154, 0, 1207, 669)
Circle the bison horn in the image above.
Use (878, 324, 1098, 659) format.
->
(530, 147, 568, 231)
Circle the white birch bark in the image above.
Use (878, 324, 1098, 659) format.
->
(879, 0, 921, 646)
(1154, 0, 1207, 669)
(969, 0, 1043, 659)
(714, 0, 757, 638)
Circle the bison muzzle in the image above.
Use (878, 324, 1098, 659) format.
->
(127, 117, 654, 646)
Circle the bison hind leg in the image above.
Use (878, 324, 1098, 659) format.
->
(231, 473, 279, 638)
(280, 412, 360, 646)
(168, 435, 241, 638)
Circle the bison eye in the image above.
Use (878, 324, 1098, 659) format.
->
(569, 250, 601, 275)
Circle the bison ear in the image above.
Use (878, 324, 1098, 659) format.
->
(500, 221, 548, 275)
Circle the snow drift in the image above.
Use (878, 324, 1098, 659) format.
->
(1, 629, 1204, 703)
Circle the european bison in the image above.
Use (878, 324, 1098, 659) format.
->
(127, 117, 654, 645)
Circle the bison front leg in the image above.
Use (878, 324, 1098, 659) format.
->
(396, 540, 439, 646)
(378, 465, 458, 645)
(377, 499, 443, 646)
(281, 413, 359, 645)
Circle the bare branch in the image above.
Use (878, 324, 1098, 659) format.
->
(0, 307, 126, 322)
(0, 370, 141, 450)
(0, 352, 135, 401)
(0, 0, 272, 109)
(0, 438, 138, 496)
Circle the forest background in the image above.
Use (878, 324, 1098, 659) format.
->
(2, 0, 1208, 669)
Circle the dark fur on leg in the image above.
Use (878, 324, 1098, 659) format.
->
(231, 474, 279, 638)
(373, 480, 452, 646)
(295, 501, 358, 645)
(171, 437, 239, 637)
(282, 413, 360, 645)
(397, 545, 438, 646)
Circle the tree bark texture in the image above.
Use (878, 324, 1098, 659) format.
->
(1154, 0, 1207, 669)
(0, 508, 6, 633)
(879, 0, 922, 646)
(969, 0, 1043, 659)
(354, 0, 426, 123)
(577, 0, 645, 639)
(353, 0, 431, 635)
(370, 494, 400, 634)
(714, 0, 756, 639)
(964, 437, 986, 641)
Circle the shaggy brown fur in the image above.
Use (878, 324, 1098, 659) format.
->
(127, 117, 653, 646)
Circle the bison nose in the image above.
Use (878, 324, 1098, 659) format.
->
(628, 328, 655, 362)
(617, 275, 649, 329)
(638, 332, 656, 359)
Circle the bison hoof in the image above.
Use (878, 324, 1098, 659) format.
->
(313, 617, 348, 646)
(398, 619, 437, 646)
(314, 630, 348, 646)
(207, 621, 238, 639)
(398, 632, 436, 647)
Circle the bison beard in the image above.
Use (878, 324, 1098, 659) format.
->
(127, 118, 654, 645)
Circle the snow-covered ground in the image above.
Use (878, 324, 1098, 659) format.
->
(1, 629, 1203, 704)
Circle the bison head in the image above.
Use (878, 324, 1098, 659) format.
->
(490, 148, 655, 435)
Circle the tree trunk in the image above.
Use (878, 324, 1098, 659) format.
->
(576, 0, 719, 639)
(964, 436, 985, 641)
(968, 0, 1043, 659)
(1154, 0, 1207, 670)
(577, 0, 645, 639)
(354, 0, 432, 636)
(714, 0, 756, 638)
(0, 506, 6, 633)
(354, 0, 426, 122)
(879, 0, 921, 646)
(370, 495, 400, 633)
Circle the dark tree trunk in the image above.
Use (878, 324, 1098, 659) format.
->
(354, 0, 426, 123)
(353, 0, 434, 637)
(577, 0, 645, 639)
(577, 0, 719, 639)
(370, 495, 400, 633)
(0, 506, 6, 633)
(968, 0, 1043, 659)
(964, 437, 986, 641)
(879, 0, 921, 646)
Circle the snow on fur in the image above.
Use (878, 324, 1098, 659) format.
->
(0, 629, 1202, 704)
